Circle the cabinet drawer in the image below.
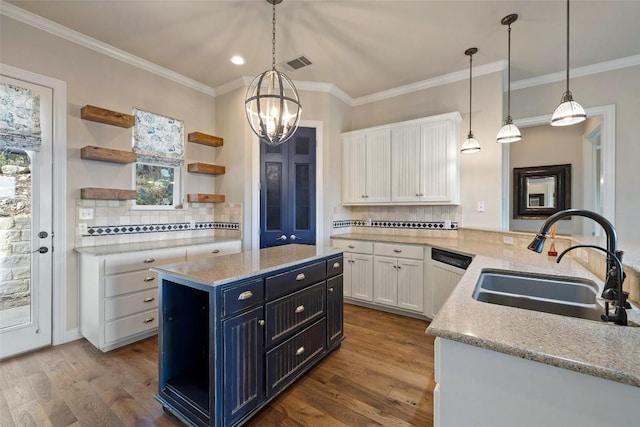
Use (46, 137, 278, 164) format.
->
(105, 289, 158, 321)
(266, 261, 326, 301)
(331, 239, 373, 254)
(222, 278, 264, 318)
(104, 248, 186, 275)
(266, 319, 326, 396)
(104, 308, 158, 343)
(326, 255, 343, 278)
(105, 270, 158, 298)
(374, 242, 424, 260)
(186, 241, 241, 261)
(265, 281, 326, 347)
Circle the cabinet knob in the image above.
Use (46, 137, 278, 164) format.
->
(211, 249, 220, 254)
(258, 319, 265, 326)
(295, 305, 305, 314)
(143, 317, 155, 324)
(328, 287, 334, 293)
(348, 245, 355, 249)
(415, 193, 420, 197)
(143, 297, 155, 303)
(143, 276, 156, 282)
(237, 291, 253, 300)
(393, 249, 402, 253)
(295, 346, 305, 356)
(295, 273, 306, 281)
(333, 262, 341, 269)
(143, 258, 156, 264)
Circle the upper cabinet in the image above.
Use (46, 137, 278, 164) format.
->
(342, 128, 391, 204)
(342, 112, 461, 206)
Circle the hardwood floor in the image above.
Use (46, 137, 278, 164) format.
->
(0, 304, 435, 427)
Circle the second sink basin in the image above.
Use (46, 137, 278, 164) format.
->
(473, 269, 602, 321)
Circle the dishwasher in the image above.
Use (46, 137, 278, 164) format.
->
(430, 248, 473, 317)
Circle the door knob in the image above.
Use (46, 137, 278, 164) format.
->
(276, 235, 287, 241)
(38, 231, 48, 238)
(290, 234, 298, 241)
(33, 246, 48, 254)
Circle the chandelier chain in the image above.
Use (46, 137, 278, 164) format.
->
(272, 1, 276, 69)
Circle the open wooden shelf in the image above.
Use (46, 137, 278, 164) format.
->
(188, 132, 223, 147)
(81, 105, 135, 128)
(81, 188, 137, 200)
(187, 194, 225, 203)
(81, 146, 136, 164)
(187, 163, 225, 175)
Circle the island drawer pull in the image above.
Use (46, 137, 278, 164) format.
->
(296, 346, 305, 356)
(143, 258, 156, 263)
(258, 319, 265, 326)
(295, 305, 305, 314)
(333, 262, 340, 269)
(143, 297, 155, 303)
(143, 317, 155, 324)
(211, 249, 220, 254)
(393, 249, 402, 253)
(328, 287, 334, 293)
(295, 273, 306, 281)
(238, 291, 253, 301)
(143, 276, 156, 282)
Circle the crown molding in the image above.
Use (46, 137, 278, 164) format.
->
(0, 1, 216, 96)
(511, 54, 640, 91)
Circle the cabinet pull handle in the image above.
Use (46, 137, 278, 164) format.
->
(143, 258, 155, 263)
(258, 319, 265, 326)
(143, 317, 155, 324)
(238, 291, 253, 301)
(296, 346, 305, 356)
(393, 249, 402, 253)
(143, 276, 155, 282)
(211, 249, 220, 254)
(295, 273, 305, 281)
(329, 287, 334, 293)
(143, 297, 155, 303)
(295, 305, 305, 314)
(333, 262, 340, 269)
(348, 245, 355, 249)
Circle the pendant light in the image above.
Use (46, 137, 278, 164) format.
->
(245, 0, 302, 145)
(496, 14, 522, 144)
(550, 0, 586, 126)
(461, 47, 481, 154)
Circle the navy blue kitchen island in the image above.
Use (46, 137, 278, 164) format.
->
(152, 245, 344, 427)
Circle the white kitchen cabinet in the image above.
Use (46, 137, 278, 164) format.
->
(342, 128, 391, 204)
(373, 243, 425, 312)
(331, 239, 374, 301)
(430, 259, 464, 318)
(392, 113, 461, 204)
(78, 240, 241, 352)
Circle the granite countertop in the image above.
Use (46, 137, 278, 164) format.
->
(74, 236, 241, 256)
(332, 232, 640, 388)
(152, 244, 342, 287)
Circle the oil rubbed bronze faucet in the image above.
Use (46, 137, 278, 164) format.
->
(528, 209, 629, 326)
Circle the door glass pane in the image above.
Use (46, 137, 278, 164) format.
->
(266, 162, 282, 231)
(295, 164, 310, 230)
(0, 148, 32, 329)
(265, 144, 281, 154)
(295, 137, 310, 155)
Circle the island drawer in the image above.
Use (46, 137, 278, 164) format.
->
(265, 281, 326, 347)
(266, 318, 326, 397)
(222, 278, 264, 317)
(105, 270, 158, 298)
(326, 255, 344, 278)
(265, 261, 326, 300)
(104, 308, 158, 343)
(105, 288, 158, 321)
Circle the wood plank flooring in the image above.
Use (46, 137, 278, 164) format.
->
(0, 304, 435, 426)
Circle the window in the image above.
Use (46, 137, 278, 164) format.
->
(132, 108, 184, 208)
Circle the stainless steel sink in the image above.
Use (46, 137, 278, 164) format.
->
(473, 270, 602, 321)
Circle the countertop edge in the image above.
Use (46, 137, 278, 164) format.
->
(74, 236, 241, 256)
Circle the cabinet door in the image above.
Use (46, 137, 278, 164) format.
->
(342, 133, 367, 204)
(365, 129, 391, 203)
(350, 254, 373, 301)
(420, 122, 457, 203)
(223, 306, 265, 426)
(397, 259, 424, 312)
(326, 276, 344, 348)
(431, 263, 463, 317)
(373, 256, 398, 307)
(343, 254, 353, 297)
(391, 124, 422, 202)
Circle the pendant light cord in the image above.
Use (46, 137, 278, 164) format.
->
(272, 1, 276, 70)
(507, 23, 511, 119)
(565, 0, 570, 93)
(469, 53, 473, 135)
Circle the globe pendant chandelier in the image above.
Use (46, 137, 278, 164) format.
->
(460, 47, 481, 154)
(245, 0, 302, 146)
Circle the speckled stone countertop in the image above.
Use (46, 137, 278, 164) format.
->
(74, 236, 240, 256)
(152, 244, 342, 287)
(332, 233, 640, 388)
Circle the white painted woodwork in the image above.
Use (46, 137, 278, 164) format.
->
(421, 121, 455, 203)
(364, 128, 391, 203)
(435, 337, 640, 427)
(342, 253, 353, 297)
(185, 240, 242, 260)
(391, 124, 422, 202)
(397, 258, 424, 312)
(341, 133, 367, 204)
(332, 239, 373, 254)
(374, 242, 424, 260)
(373, 256, 398, 307)
(350, 254, 374, 302)
(430, 261, 464, 318)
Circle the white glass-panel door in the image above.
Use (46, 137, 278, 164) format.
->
(0, 76, 53, 359)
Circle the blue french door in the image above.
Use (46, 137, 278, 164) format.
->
(260, 127, 316, 248)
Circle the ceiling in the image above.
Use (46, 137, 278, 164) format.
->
(5, 0, 640, 99)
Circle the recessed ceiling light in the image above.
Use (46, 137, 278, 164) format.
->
(230, 56, 245, 65)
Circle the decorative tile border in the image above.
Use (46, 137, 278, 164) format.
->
(332, 220, 457, 230)
(83, 221, 239, 237)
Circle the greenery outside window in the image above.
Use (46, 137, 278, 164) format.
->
(135, 163, 181, 207)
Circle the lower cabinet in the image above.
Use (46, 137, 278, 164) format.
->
(157, 254, 344, 427)
(373, 255, 424, 312)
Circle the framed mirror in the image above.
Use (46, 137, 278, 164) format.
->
(513, 164, 571, 219)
